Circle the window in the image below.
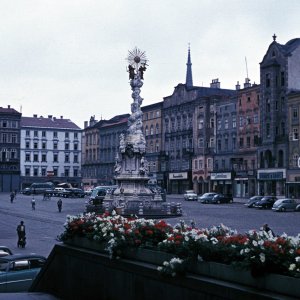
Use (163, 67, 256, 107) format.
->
(266, 123, 270, 137)
(42, 142, 46, 149)
(53, 169, 58, 176)
(232, 137, 236, 150)
(217, 120, 221, 129)
(171, 119, 175, 131)
(53, 142, 58, 150)
(239, 99, 242, 106)
(2, 133, 7, 143)
(194, 160, 198, 169)
(41, 168, 46, 176)
(198, 119, 204, 129)
(293, 128, 299, 140)
(53, 154, 58, 162)
(25, 153, 30, 161)
(247, 136, 251, 148)
(64, 169, 69, 177)
(2, 121, 7, 128)
(34, 131, 38, 137)
(239, 138, 244, 148)
(199, 159, 203, 169)
(207, 158, 213, 169)
(232, 117, 236, 128)
(74, 154, 78, 163)
(225, 138, 228, 150)
(253, 115, 258, 124)
(34, 142, 38, 149)
(11, 121, 16, 128)
(53, 132, 58, 138)
(145, 126, 149, 136)
(33, 154, 38, 162)
(177, 118, 181, 130)
(25, 167, 30, 176)
(239, 116, 243, 127)
(74, 132, 78, 139)
(65, 143, 69, 150)
(74, 143, 78, 151)
(266, 73, 270, 87)
(210, 118, 214, 128)
(26, 130, 30, 137)
(266, 98, 270, 113)
(155, 141, 159, 152)
(217, 140, 221, 151)
(42, 154, 47, 162)
(198, 138, 204, 148)
(247, 97, 250, 103)
(209, 138, 214, 147)
(150, 125, 154, 135)
(33, 168, 38, 176)
(12, 134, 17, 143)
(10, 149, 16, 159)
(65, 132, 69, 138)
(42, 131, 46, 137)
(293, 108, 298, 119)
(74, 169, 78, 177)
(224, 119, 228, 129)
(65, 154, 69, 162)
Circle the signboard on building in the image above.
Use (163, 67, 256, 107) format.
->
(257, 169, 286, 180)
(210, 172, 231, 180)
(169, 172, 188, 180)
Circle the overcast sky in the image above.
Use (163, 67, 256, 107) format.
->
(1, 0, 300, 128)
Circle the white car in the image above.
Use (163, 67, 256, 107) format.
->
(183, 190, 198, 201)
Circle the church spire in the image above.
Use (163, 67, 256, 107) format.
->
(186, 44, 193, 87)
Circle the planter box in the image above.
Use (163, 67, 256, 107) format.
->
(63, 237, 300, 299)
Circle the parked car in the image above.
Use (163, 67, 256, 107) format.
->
(84, 189, 93, 196)
(183, 190, 198, 201)
(211, 193, 233, 204)
(0, 246, 13, 257)
(296, 203, 300, 211)
(272, 198, 298, 212)
(198, 192, 218, 203)
(0, 254, 46, 292)
(21, 182, 54, 195)
(244, 196, 264, 208)
(65, 188, 85, 198)
(253, 196, 278, 209)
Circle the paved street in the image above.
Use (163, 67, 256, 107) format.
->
(0, 192, 300, 259)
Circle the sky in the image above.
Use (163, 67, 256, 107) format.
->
(1, 0, 300, 128)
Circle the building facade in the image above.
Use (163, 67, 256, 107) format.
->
(0, 106, 22, 192)
(258, 36, 300, 196)
(20, 115, 82, 188)
(141, 102, 164, 186)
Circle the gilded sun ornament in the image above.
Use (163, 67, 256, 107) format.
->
(127, 47, 148, 70)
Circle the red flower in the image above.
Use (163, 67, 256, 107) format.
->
(146, 230, 153, 236)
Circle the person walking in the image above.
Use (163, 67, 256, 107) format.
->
(31, 197, 36, 210)
(57, 198, 62, 212)
(10, 192, 15, 203)
(16, 221, 26, 248)
(262, 223, 275, 236)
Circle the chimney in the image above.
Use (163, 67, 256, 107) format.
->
(84, 121, 88, 128)
(48, 115, 52, 119)
(33, 114, 38, 118)
(244, 78, 251, 89)
(8, 105, 10, 109)
(235, 81, 240, 90)
(60, 116, 63, 119)
(210, 79, 220, 89)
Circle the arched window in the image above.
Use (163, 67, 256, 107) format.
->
(155, 124, 159, 134)
(145, 126, 149, 136)
(150, 125, 154, 135)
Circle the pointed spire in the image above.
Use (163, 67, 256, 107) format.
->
(186, 44, 193, 88)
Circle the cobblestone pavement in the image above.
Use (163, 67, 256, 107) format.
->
(0, 192, 300, 259)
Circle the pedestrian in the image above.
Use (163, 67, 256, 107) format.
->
(57, 198, 62, 212)
(16, 221, 26, 248)
(10, 192, 15, 203)
(31, 197, 36, 210)
(262, 223, 275, 236)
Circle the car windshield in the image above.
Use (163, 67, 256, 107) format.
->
(185, 191, 195, 194)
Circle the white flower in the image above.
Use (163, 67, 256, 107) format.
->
(289, 249, 294, 254)
(157, 266, 162, 271)
(163, 261, 169, 267)
(184, 236, 189, 242)
(259, 253, 266, 263)
(197, 255, 203, 262)
(289, 264, 296, 271)
(295, 256, 300, 263)
(252, 240, 258, 247)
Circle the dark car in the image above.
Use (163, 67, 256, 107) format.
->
(254, 196, 278, 209)
(0, 254, 46, 292)
(198, 192, 218, 203)
(65, 188, 85, 198)
(244, 196, 264, 208)
(211, 193, 233, 204)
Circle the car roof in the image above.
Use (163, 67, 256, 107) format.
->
(0, 254, 46, 262)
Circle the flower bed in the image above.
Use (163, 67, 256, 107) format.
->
(59, 211, 300, 279)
